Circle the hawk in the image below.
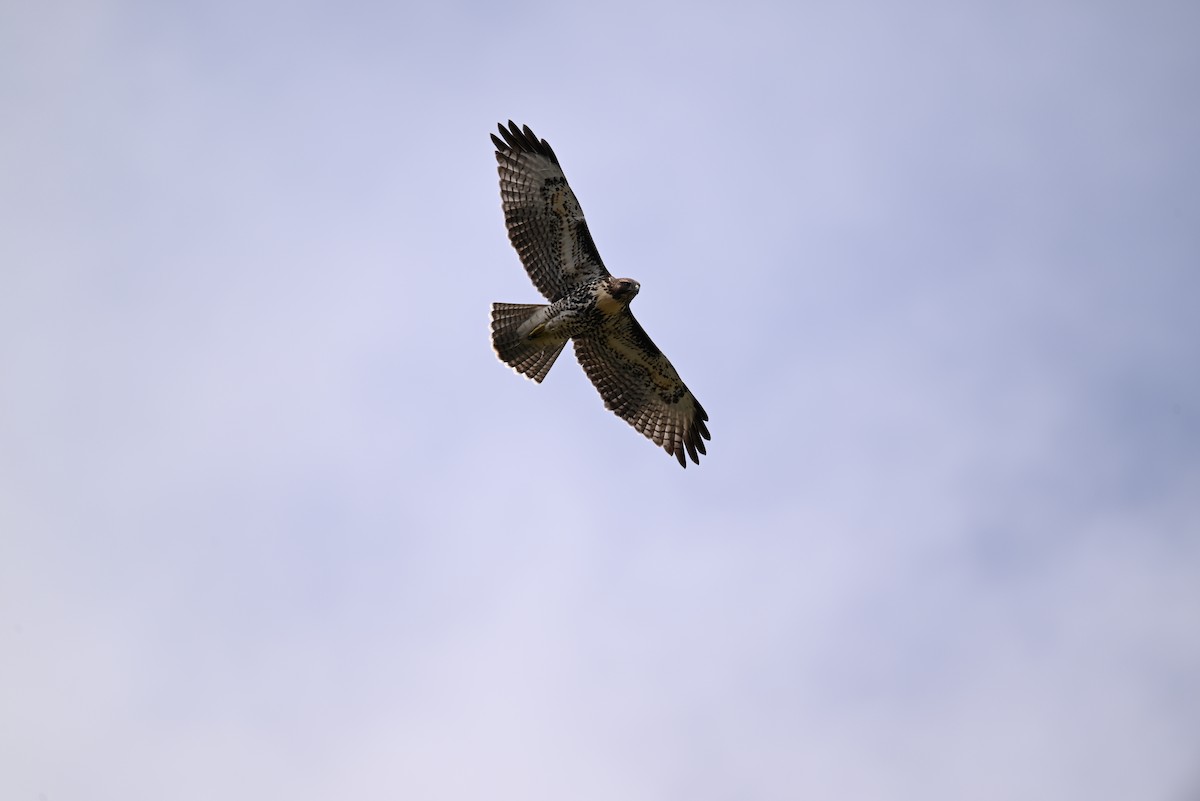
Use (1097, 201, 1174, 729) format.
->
(489, 121, 711, 467)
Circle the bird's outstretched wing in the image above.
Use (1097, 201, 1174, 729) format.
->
(573, 309, 710, 467)
(492, 121, 610, 301)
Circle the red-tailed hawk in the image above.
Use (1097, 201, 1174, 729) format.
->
(489, 121, 710, 467)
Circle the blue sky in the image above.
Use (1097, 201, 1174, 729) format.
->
(2, 0, 1199, 798)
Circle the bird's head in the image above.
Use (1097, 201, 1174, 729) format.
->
(609, 277, 641, 303)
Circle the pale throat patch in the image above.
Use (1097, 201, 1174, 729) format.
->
(595, 289, 625, 316)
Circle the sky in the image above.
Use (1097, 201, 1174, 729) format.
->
(2, 0, 1199, 799)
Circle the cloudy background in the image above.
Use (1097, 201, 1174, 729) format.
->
(2, 0, 1199, 798)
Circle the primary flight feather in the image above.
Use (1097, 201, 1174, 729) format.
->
(489, 121, 711, 467)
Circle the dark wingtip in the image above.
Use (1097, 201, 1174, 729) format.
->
(683, 402, 710, 466)
(492, 121, 559, 164)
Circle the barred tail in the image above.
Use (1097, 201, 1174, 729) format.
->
(490, 303, 567, 383)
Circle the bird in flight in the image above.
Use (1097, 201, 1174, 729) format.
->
(489, 121, 710, 467)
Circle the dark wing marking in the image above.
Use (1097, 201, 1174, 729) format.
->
(573, 309, 710, 467)
(493, 121, 610, 302)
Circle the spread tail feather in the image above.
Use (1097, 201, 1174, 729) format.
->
(491, 303, 567, 383)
